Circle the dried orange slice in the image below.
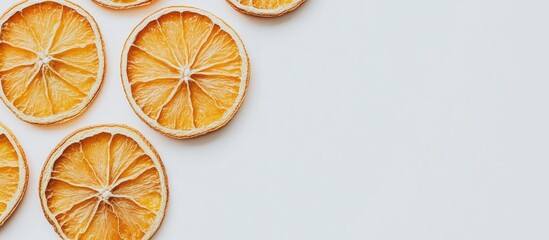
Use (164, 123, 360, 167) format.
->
(0, 0, 105, 125)
(39, 124, 168, 239)
(226, 0, 306, 17)
(121, 7, 250, 139)
(0, 122, 28, 227)
(92, 0, 156, 9)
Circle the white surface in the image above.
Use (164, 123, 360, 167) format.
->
(1, 0, 549, 239)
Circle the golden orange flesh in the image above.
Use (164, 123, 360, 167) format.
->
(41, 126, 167, 239)
(123, 8, 248, 138)
(0, 1, 102, 124)
(238, 0, 293, 9)
(0, 122, 27, 226)
(0, 134, 19, 214)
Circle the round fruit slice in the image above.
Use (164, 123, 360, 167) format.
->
(92, 0, 156, 9)
(39, 124, 168, 239)
(0, 0, 105, 125)
(226, 0, 306, 17)
(0, 122, 28, 227)
(121, 7, 250, 139)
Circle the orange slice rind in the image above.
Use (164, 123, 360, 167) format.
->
(39, 124, 168, 239)
(0, 0, 105, 125)
(92, 0, 156, 9)
(0, 122, 28, 227)
(121, 7, 250, 139)
(226, 0, 306, 17)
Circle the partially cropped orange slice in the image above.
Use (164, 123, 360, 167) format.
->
(121, 7, 250, 139)
(0, 0, 105, 125)
(92, 0, 156, 9)
(227, 0, 306, 17)
(0, 122, 28, 227)
(39, 124, 168, 239)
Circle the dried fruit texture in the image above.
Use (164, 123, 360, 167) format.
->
(227, 0, 306, 17)
(0, 0, 104, 124)
(92, 0, 156, 9)
(0, 122, 28, 227)
(121, 7, 249, 139)
(39, 125, 168, 240)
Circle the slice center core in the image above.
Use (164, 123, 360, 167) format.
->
(42, 56, 51, 64)
(38, 52, 52, 65)
(181, 67, 192, 81)
(98, 188, 112, 201)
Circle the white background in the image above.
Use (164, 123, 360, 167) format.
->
(1, 0, 549, 239)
